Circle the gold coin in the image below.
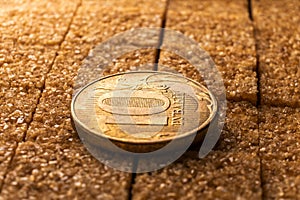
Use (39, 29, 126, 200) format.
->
(71, 71, 217, 153)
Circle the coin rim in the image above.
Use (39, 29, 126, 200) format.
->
(71, 71, 218, 144)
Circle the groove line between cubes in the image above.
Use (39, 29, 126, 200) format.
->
(248, 0, 265, 199)
(154, 0, 170, 71)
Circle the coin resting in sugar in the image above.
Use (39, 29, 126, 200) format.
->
(72, 72, 216, 144)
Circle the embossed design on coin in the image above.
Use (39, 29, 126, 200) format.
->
(72, 71, 217, 152)
(97, 90, 170, 115)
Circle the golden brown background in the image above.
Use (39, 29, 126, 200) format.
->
(0, 0, 299, 199)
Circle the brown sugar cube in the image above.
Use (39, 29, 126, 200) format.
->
(0, 46, 58, 89)
(24, 0, 166, 140)
(133, 151, 261, 200)
(43, 0, 166, 91)
(0, 141, 132, 199)
(253, 0, 300, 107)
(3, 91, 133, 198)
(260, 106, 300, 199)
(0, 0, 79, 88)
(0, 0, 79, 46)
(134, 59, 261, 200)
(214, 101, 259, 153)
(158, 51, 257, 104)
(162, 0, 257, 104)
